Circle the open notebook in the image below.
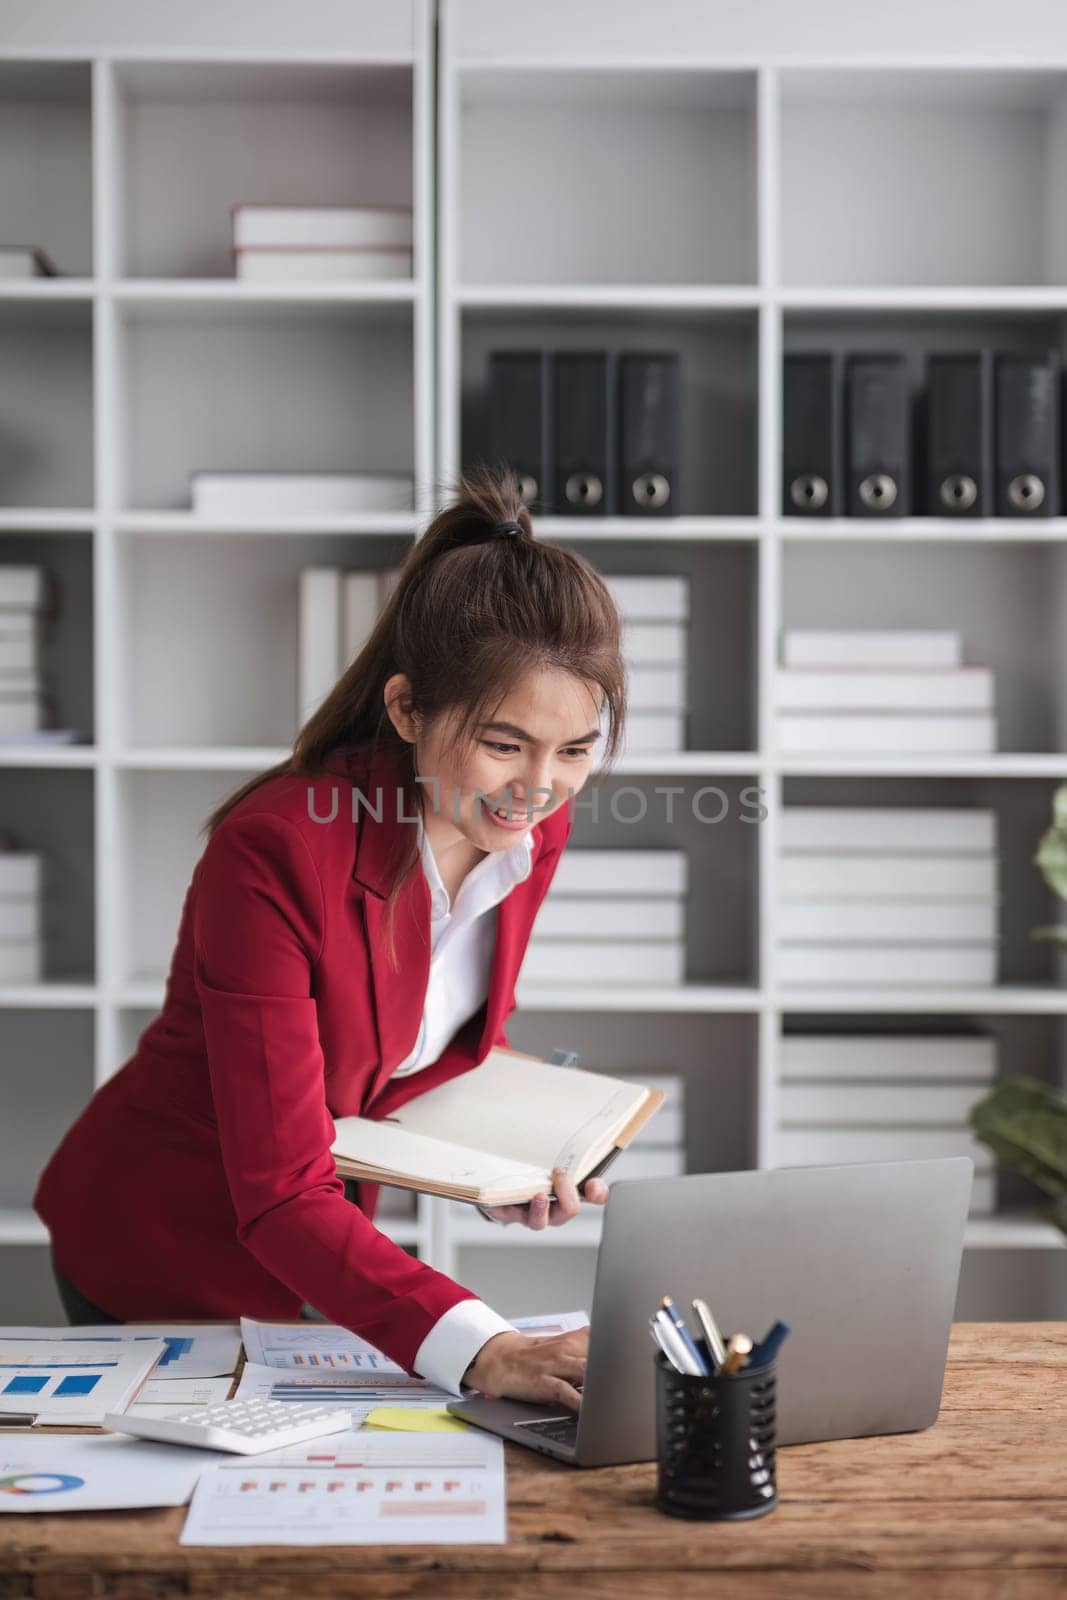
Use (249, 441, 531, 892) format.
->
(329, 1046, 665, 1206)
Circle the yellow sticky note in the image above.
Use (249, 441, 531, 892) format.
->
(362, 1406, 470, 1433)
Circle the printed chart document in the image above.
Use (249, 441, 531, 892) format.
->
(180, 1428, 506, 1546)
(0, 1433, 228, 1512)
(1, 1324, 241, 1381)
(0, 1339, 165, 1426)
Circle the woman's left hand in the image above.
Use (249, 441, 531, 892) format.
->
(480, 1166, 609, 1229)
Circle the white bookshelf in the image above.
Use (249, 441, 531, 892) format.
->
(435, 3, 1067, 1292)
(1, 4, 1066, 1318)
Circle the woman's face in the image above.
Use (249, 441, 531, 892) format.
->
(413, 667, 602, 852)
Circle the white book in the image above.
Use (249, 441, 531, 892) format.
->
(236, 248, 412, 282)
(191, 472, 414, 517)
(0, 672, 39, 695)
(775, 1125, 994, 1170)
(0, 615, 34, 639)
(608, 1145, 686, 1181)
(342, 572, 381, 666)
(0, 728, 76, 746)
(626, 663, 686, 710)
(0, 899, 39, 940)
(778, 854, 998, 899)
(232, 204, 414, 250)
(0, 939, 42, 983)
(776, 944, 998, 987)
(0, 854, 41, 897)
(297, 568, 342, 721)
(549, 850, 688, 897)
(329, 1044, 664, 1206)
(0, 634, 38, 673)
(781, 630, 962, 669)
(0, 566, 46, 610)
(533, 896, 684, 940)
(521, 940, 685, 986)
(777, 712, 996, 754)
(615, 710, 686, 753)
(0, 699, 44, 735)
(781, 807, 996, 853)
(622, 620, 688, 664)
(603, 576, 689, 621)
(777, 900, 998, 943)
(775, 668, 994, 712)
(0, 246, 58, 277)
(779, 1034, 997, 1081)
(778, 1082, 993, 1124)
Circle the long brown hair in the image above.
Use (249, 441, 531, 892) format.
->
(201, 465, 627, 964)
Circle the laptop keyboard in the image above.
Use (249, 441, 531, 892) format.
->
(515, 1412, 579, 1446)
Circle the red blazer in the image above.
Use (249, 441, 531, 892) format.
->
(34, 741, 574, 1375)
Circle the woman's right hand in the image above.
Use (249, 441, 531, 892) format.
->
(462, 1326, 588, 1410)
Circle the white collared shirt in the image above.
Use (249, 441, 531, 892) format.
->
(400, 810, 535, 1395)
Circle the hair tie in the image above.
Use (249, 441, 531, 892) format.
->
(491, 520, 524, 539)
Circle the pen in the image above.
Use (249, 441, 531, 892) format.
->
(691, 1297, 728, 1369)
(659, 1296, 710, 1375)
(648, 1318, 688, 1376)
(719, 1333, 753, 1376)
(749, 1320, 791, 1370)
(651, 1308, 706, 1376)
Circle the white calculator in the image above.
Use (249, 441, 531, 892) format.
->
(103, 1398, 353, 1455)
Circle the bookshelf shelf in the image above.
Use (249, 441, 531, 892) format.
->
(1, 3, 1065, 1317)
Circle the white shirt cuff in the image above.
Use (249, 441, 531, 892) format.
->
(412, 1297, 518, 1398)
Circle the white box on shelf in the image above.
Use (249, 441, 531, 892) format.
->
(190, 472, 415, 517)
(621, 621, 688, 664)
(625, 662, 687, 710)
(532, 896, 684, 940)
(778, 1082, 993, 1124)
(779, 1035, 997, 1082)
(0, 899, 40, 940)
(781, 807, 996, 854)
(0, 939, 42, 983)
(774, 1125, 993, 1171)
(235, 248, 413, 282)
(0, 633, 38, 674)
(608, 1145, 685, 1181)
(0, 698, 46, 735)
(780, 631, 962, 669)
(0, 854, 42, 897)
(775, 668, 995, 712)
(776, 944, 998, 987)
(778, 854, 998, 899)
(776, 712, 997, 754)
(777, 901, 999, 943)
(603, 576, 689, 621)
(548, 850, 688, 897)
(298, 569, 342, 722)
(521, 939, 685, 986)
(0, 567, 47, 611)
(232, 204, 414, 251)
(615, 710, 686, 753)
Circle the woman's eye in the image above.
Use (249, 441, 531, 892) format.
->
(562, 747, 592, 759)
(483, 740, 520, 755)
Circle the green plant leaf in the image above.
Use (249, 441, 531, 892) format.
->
(1034, 782, 1067, 900)
(968, 1076, 1067, 1239)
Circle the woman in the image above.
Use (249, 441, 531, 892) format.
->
(33, 468, 627, 1414)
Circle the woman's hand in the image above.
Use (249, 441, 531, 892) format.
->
(462, 1325, 589, 1410)
(479, 1165, 609, 1229)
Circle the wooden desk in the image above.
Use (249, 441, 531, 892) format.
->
(1, 1322, 1064, 1598)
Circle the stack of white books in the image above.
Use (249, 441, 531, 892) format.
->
(601, 576, 689, 755)
(609, 1072, 686, 1181)
(190, 470, 415, 518)
(777, 805, 1000, 987)
(231, 204, 413, 281)
(297, 565, 403, 721)
(776, 630, 997, 754)
(525, 850, 688, 986)
(0, 848, 43, 983)
(0, 566, 71, 743)
(775, 1032, 998, 1215)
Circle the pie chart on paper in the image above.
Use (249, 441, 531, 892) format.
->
(0, 1473, 86, 1495)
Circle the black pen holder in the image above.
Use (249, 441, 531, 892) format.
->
(654, 1337, 778, 1520)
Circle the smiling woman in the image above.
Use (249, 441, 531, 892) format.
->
(34, 465, 629, 1420)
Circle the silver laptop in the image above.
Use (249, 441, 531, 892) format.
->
(446, 1157, 973, 1466)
